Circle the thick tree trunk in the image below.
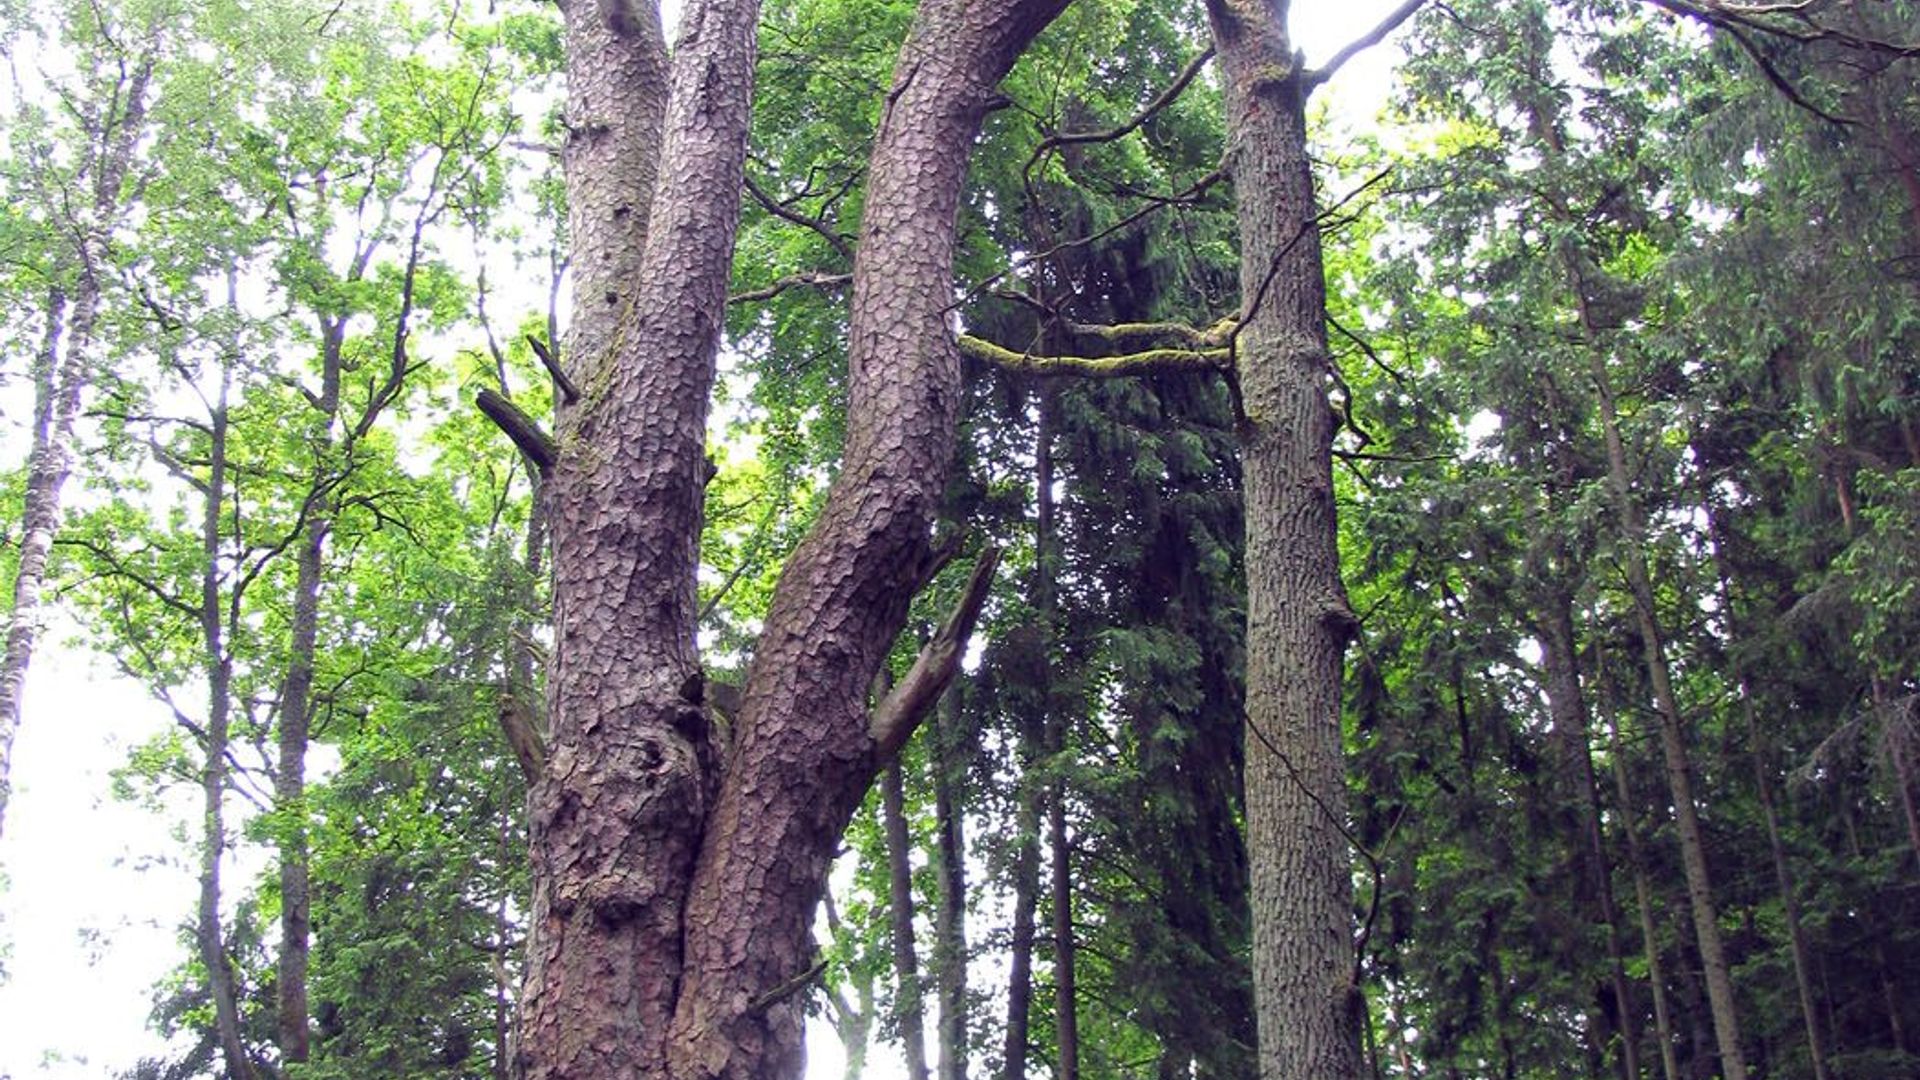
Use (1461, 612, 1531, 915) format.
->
(929, 688, 969, 1080)
(1591, 356, 1749, 1080)
(883, 759, 932, 1080)
(518, 0, 1066, 1076)
(1204, 2, 1360, 1077)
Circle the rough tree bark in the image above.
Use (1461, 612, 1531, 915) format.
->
(512, 0, 1067, 1075)
(1204, 1, 1364, 1077)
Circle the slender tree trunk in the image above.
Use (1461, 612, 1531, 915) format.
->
(0, 44, 154, 841)
(1036, 391, 1078, 1080)
(1590, 354, 1749, 1080)
(196, 359, 256, 1080)
(929, 688, 969, 1080)
(1699, 495, 1832, 1080)
(883, 759, 932, 1080)
(518, 0, 1065, 1076)
(1003, 724, 1042, 1080)
(1538, 598, 1642, 1080)
(1204, 2, 1360, 1077)
(275, 517, 324, 1065)
(1601, 675, 1682, 1080)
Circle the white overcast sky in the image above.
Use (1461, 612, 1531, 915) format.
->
(0, 2, 1408, 1077)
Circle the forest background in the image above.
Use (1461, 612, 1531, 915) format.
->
(0, 0, 1915, 1078)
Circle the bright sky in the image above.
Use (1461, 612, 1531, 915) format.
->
(0, 2, 1410, 1076)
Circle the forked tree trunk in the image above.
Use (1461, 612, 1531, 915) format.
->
(516, 0, 1067, 1076)
(1204, 2, 1361, 1077)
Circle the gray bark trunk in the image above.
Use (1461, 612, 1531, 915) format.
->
(929, 688, 969, 1080)
(197, 358, 257, 1080)
(883, 759, 932, 1080)
(1204, 2, 1361, 1077)
(0, 47, 155, 839)
(1591, 355, 1749, 1080)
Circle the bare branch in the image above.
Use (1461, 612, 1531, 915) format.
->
(1307, 0, 1429, 89)
(476, 388, 557, 475)
(1023, 45, 1215, 177)
(744, 172, 855, 262)
(526, 335, 581, 404)
(727, 270, 853, 305)
(870, 547, 1002, 761)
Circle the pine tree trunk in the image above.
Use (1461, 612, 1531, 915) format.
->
(1204, 2, 1360, 1077)
(516, 1, 1066, 1076)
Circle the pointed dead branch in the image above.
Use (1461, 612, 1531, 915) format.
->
(870, 547, 1002, 761)
(498, 690, 547, 784)
(476, 388, 556, 475)
(526, 335, 580, 404)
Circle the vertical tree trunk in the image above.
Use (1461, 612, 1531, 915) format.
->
(1002, 725, 1042, 1080)
(1590, 355, 1749, 1080)
(276, 516, 324, 1066)
(1601, 675, 1682, 1080)
(929, 688, 970, 1080)
(195, 357, 257, 1080)
(1699, 494, 1831, 1080)
(1204, 2, 1360, 1077)
(1036, 390, 1078, 1080)
(1538, 597, 1642, 1080)
(0, 47, 153, 838)
(883, 759, 932, 1080)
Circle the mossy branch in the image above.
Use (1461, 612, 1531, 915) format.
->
(957, 333, 1231, 377)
